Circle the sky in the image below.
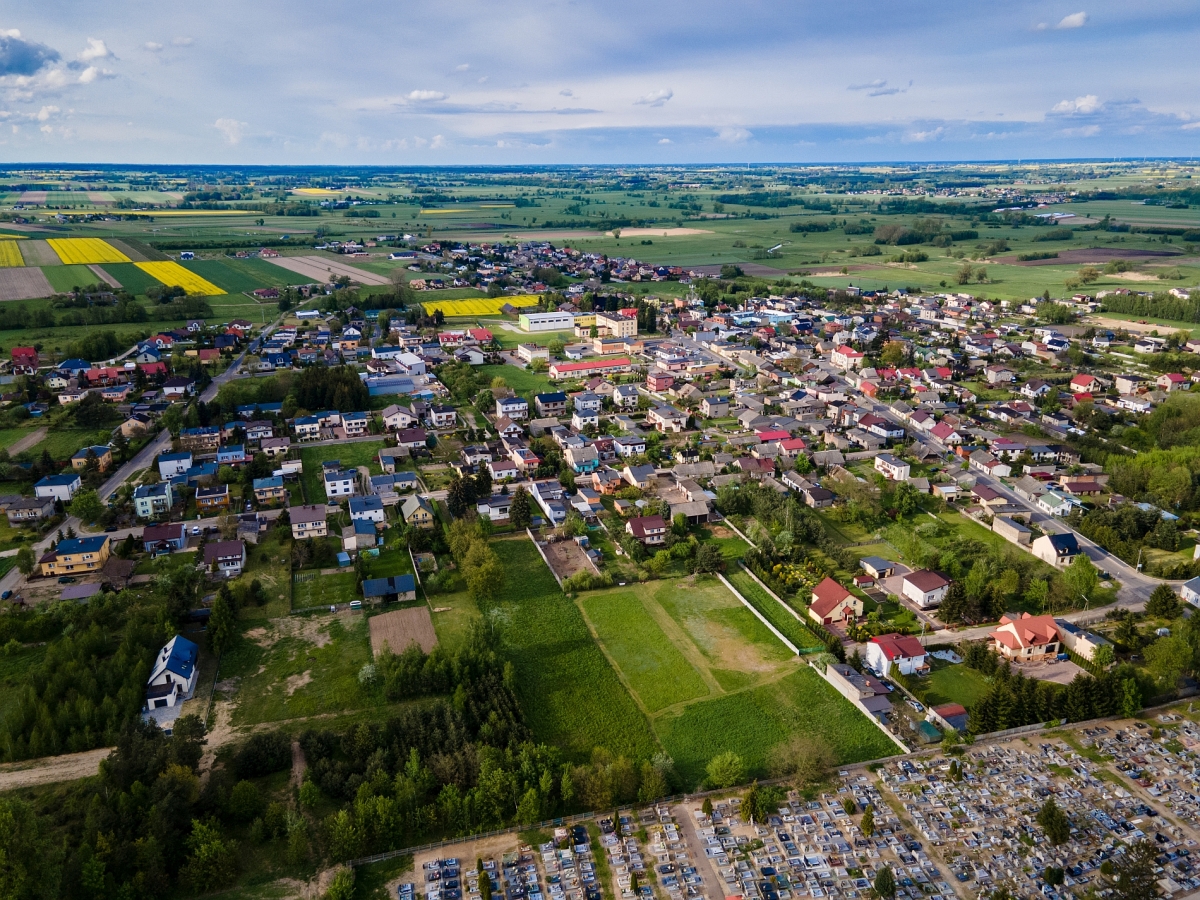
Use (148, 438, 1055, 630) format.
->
(0, 0, 1197, 165)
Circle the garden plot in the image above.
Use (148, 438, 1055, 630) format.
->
(370, 607, 438, 656)
(541, 535, 595, 582)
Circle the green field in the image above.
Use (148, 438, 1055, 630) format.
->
(725, 569, 823, 651)
(101, 262, 164, 295)
(292, 572, 359, 608)
(656, 666, 900, 785)
(42, 264, 99, 293)
(182, 258, 273, 293)
(16, 428, 113, 462)
(298, 440, 386, 502)
(480, 538, 658, 760)
(220, 613, 376, 725)
(906, 658, 992, 710)
(477, 363, 557, 398)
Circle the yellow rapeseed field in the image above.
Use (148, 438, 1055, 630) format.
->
(421, 295, 539, 317)
(135, 261, 227, 296)
(0, 242, 24, 267)
(46, 238, 130, 265)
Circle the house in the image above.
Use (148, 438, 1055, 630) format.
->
(289, 505, 327, 540)
(180, 426, 221, 452)
(203, 541, 246, 578)
(35, 472, 82, 503)
(626, 514, 668, 545)
(830, 345, 864, 370)
(361, 574, 417, 605)
(809, 577, 862, 626)
(1037, 491, 1071, 517)
(549, 357, 631, 381)
(571, 409, 599, 432)
(901, 570, 950, 608)
(341, 519, 378, 553)
(196, 484, 230, 511)
(323, 468, 358, 498)
(535, 391, 568, 417)
(145, 635, 199, 710)
(142, 522, 187, 554)
(1182, 575, 1200, 609)
(1158, 373, 1187, 392)
(802, 485, 834, 508)
(38, 535, 110, 577)
(162, 375, 196, 398)
(349, 494, 386, 524)
(260, 437, 291, 458)
(394, 428, 429, 451)
(133, 482, 175, 519)
(488, 458, 519, 481)
(495, 396, 528, 421)
(564, 443, 600, 474)
(622, 464, 657, 490)
(71, 445, 113, 472)
(118, 413, 154, 438)
(859, 556, 895, 579)
(866, 633, 929, 678)
(217, 444, 246, 466)
(6, 496, 54, 526)
(401, 495, 436, 527)
(1070, 373, 1101, 394)
(646, 404, 688, 433)
(428, 405, 457, 428)
(1056, 620, 1113, 662)
(873, 453, 910, 482)
(1032, 532, 1079, 567)
(381, 404, 418, 431)
(158, 452, 193, 479)
(517, 343, 550, 364)
(10, 347, 37, 375)
(252, 476, 288, 504)
(614, 384, 640, 409)
(612, 436, 646, 457)
(992, 515, 1032, 546)
(476, 494, 512, 522)
(990, 612, 1061, 662)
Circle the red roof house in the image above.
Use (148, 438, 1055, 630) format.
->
(808, 577, 862, 627)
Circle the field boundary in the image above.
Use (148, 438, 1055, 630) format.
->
(717, 572, 799, 655)
(527, 527, 564, 589)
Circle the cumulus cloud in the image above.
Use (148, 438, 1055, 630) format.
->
(716, 126, 751, 143)
(78, 38, 112, 62)
(144, 41, 163, 52)
(634, 88, 673, 107)
(77, 66, 114, 84)
(430, 134, 446, 149)
(1052, 94, 1101, 114)
(214, 117, 246, 144)
(0, 31, 60, 77)
(905, 126, 944, 142)
(407, 89, 447, 101)
(1038, 11, 1088, 30)
(454, 63, 469, 71)
(35, 104, 58, 121)
(658, 138, 671, 144)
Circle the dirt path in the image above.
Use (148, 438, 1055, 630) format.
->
(0, 746, 109, 791)
(291, 740, 307, 788)
(6, 427, 46, 455)
(88, 264, 122, 288)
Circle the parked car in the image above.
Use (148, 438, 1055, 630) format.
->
(58, 576, 76, 584)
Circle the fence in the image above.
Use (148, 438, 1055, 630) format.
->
(735, 562, 825, 654)
(807, 658, 910, 754)
(718, 572, 799, 655)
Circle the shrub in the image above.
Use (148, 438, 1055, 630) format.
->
(232, 731, 292, 779)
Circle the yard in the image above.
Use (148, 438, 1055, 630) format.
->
(477, 363, 556, 398)
(292, 571, 359, 608)
(298, 439, 386, 502)
(904, 657, 993, 711)
(725, 569, 824, 652)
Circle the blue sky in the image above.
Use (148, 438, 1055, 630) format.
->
(0, 1, 1197, 164)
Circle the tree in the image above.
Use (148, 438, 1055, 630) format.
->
(766, 734, 834, 784)
(873, 865, 896, 900)
(861, 804, 875, 837)
(691, 542, 725, 575)
(67, 489, 103, 524)
(208, 591, 236, 656)
(509, 487, 531, 529)
(1146, 583, 1182, 619)
(1121, 677, 1143, 716)
(1092, 643, 1115, 668)
(1145, 634, 1191, 686)
(938, 580, 969, 623)
(325, 867, 356, 900)
(701, 797, 713, 817)
(1044, 867, 1065, 887)
(14, 546, 34, 576)
(1062, 552, 1099, 603)
(463, 541, 505, 603)
(1108, 840, 1161, 900)
(181, 819, 238, 893)
(705, 751, 745, 789)
(1036, 797, 1070, 845)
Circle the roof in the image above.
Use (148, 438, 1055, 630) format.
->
(810, 576, 854, 615)
(288, 504, 327, 525)
(36, 473, 81, 486)
(54, 535, 108, 554)
(903, 569, 950, 592)
(1040, 532, 1080, 555)
(991, 612, 1060, 651)
(361, 574, 416, 598)
(148, 635, 198, 685)
(203, 541, 245, 564)
(143, 523, 186, 542)
(870, 632, 926, 660)
(628, 514, 667, 537)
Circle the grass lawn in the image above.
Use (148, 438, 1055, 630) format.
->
(579, 589, 711, 713)
(428, 586, 482, 652)
(366, 546, 415, 579)
(725, 569, 823, 652)
(0, 428, 39, 450)
(906, 658, 993, 710)
(236, 530, 294, 619)
(656, 666, 899, 787)
(699, 524, 752, 560)
(477, 363, 556, 398)
(478, 538, 658, 761)
(133, 550, 199, 576)
(18, 428, 112, 462)
(298, 440, 386, 502)
(222, 613, 376, 725)
(293, 572, 359, 608)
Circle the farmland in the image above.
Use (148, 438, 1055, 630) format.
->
(0, 241, 22, 267)
(42, 264, 98, 293)
(135, 260, 227, 295)
(47, 237, 130, 265)
(421, 296, 514, 317)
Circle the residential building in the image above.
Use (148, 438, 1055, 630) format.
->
(142, 523, 187, 554)
(516, 343, 550, 364)
(647, 404, 688, 433)
(5, 496, 53, 526)
(866, 633, 930, 678)
(34, 473, 82, 502)
(133, 482, 175, 519)
(196, 484, 230, 511)
(381, 404, 418, 431)
(289, 505, 327, 540)
(902, 570, 951, 608)
(548, 357, 631, 381)
(990, 612, 1061, 662)
(809, 577, 862, 626)
(401, 495, 436, 527)
(361, 575, 417, 605)
(1182, 575, 1200, 609)
(626, 514, 668, 545)
(252, 476, 288, 504)
(535, 391, 568, 417)
(1056, 620, 1113, 663)
(874, 453, 910, 481)
(992, 515, 1032, 546)
(349, 495, 386, 524)
(613, 384, 640, 409)
(71, 445, 113, 472)
(203, 541, 246, 577)
(428, 405, 457, 428)
(496, 396, 529, 421)
(39, 535, 110, 576)
(1032, 532, 1079, 567)
(145, 635, 199, 709)
(323, 468, 358, 498)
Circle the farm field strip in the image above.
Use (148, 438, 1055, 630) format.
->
(46, 237, 131, 265)
(0, 268, 54, 300)
(421, 295, 537, 316)
(43, 265, 100, 293)
(725, 569, 824, 652)
(264, 254, 391, 285)
(0, 242, 23, 267)
(135, 260, 227, 295)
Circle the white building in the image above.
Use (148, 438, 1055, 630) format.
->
(901, 570, 950, 608)
(145, 635, 199, 709)
(874, 453, 910, 481)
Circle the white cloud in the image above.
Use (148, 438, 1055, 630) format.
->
(430, 134, 446, 149)
(634, 88, 673, 107)
(716, 126, 751, 143)
(1052, 94, 1101, 114)
(77, 66, 108, 84)
(78, 38, 112, 62)
(1056, 11, 1088, 29)
(406, 89, 447, 101)
(144, 41, 163, 52)
(658, 138, 671, 144)
(172, 36, 193, 47)
(35, 104, 57, 121)
(560, 89, 573, 97)
(477, 76, 488, 84)
(0, 29, 20, 38)
(848, 79, 886, 91)
(455, 63, 469, 71)
(40, 123, 51, 133)
(905, 126, 944, 142)
(213, 117, 246, 144)
(1183, 121, 1200, 131)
